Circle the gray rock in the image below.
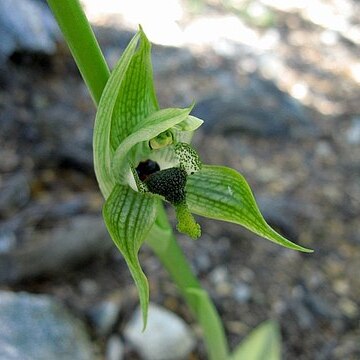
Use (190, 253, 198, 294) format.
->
(233, 282, 252, 303)
(193, 74, 317, 139)
(209, 266, 229, 285)
(0, 215, 113, 283)
(79, 279, 100, 297)
(0, 230, 16, 254)
(124, 303, 196, 360)
(0, 172, 30, 217)
(345, 116, 360, 145)
(287, 285, 343, 331)
(291, 301, 315, 330)
(106, 335, 125, 360)
(0, 290, 95, 360)
(193, 252, 211, 273)
(0, 0, 59, 62)
(89, 298, 122, 336)
(36, 101, 94, 170)
(257, 195, 321, 240)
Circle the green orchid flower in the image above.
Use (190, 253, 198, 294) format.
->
(93, 28, 312, 328)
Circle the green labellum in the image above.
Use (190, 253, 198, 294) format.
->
(144, 167, 201, 239)
(145, 167, 187, 204)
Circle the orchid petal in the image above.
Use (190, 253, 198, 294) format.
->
(186, 165, 313, 252)
(93, 31, 142, 198)
(103, 184, 159, 328)
(111, 106, 193, 184)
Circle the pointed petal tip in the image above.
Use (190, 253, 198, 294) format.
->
(138, 24, 146, 37)
(141, 312, 148, 332)
(274, 234, 314, 253)
(284, 242, 314, 253)
(297, 246, 314, 253)
(264, 226, 314, 253)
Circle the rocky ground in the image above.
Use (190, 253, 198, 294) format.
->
(0, 1, 359, 359)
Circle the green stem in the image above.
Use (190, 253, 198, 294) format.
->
(46, 0, 110, 105)
(147, 205, 229, 360)
(46, 1, 229, 358)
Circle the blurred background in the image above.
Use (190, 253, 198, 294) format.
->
(0, 0, 359, 359)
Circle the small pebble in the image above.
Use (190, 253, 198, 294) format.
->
(0, 290, 95, 360)
(209, 266, 228, 284)
(106, 335, 124, 360)
(79, 279, 99, 297)
(89, 299, 121, 336)
(216, 282, 233, 296)
(124, 303, 195, 360)
(0, 172, 30, 216)
(233, 283, 252, 303)
(0, 230, 17, 254)
(339, 298, 358, 319)
(194, 253, 211, 273)
(345, 117, 360, 145)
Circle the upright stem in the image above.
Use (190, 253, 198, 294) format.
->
(147, 205, 229, 360)
(46, 1, 229, 358)
(47, 0, 109, 105)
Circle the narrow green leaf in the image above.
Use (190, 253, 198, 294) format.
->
(186, 165, 313, 252)
(186, 288, 229, 360)
(103, 184, 159, 328)
(111, 106, 193, 183)
(111, 28, 159, 149)
(229, 320, 281, 360)
(93, 31, 141, 199)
